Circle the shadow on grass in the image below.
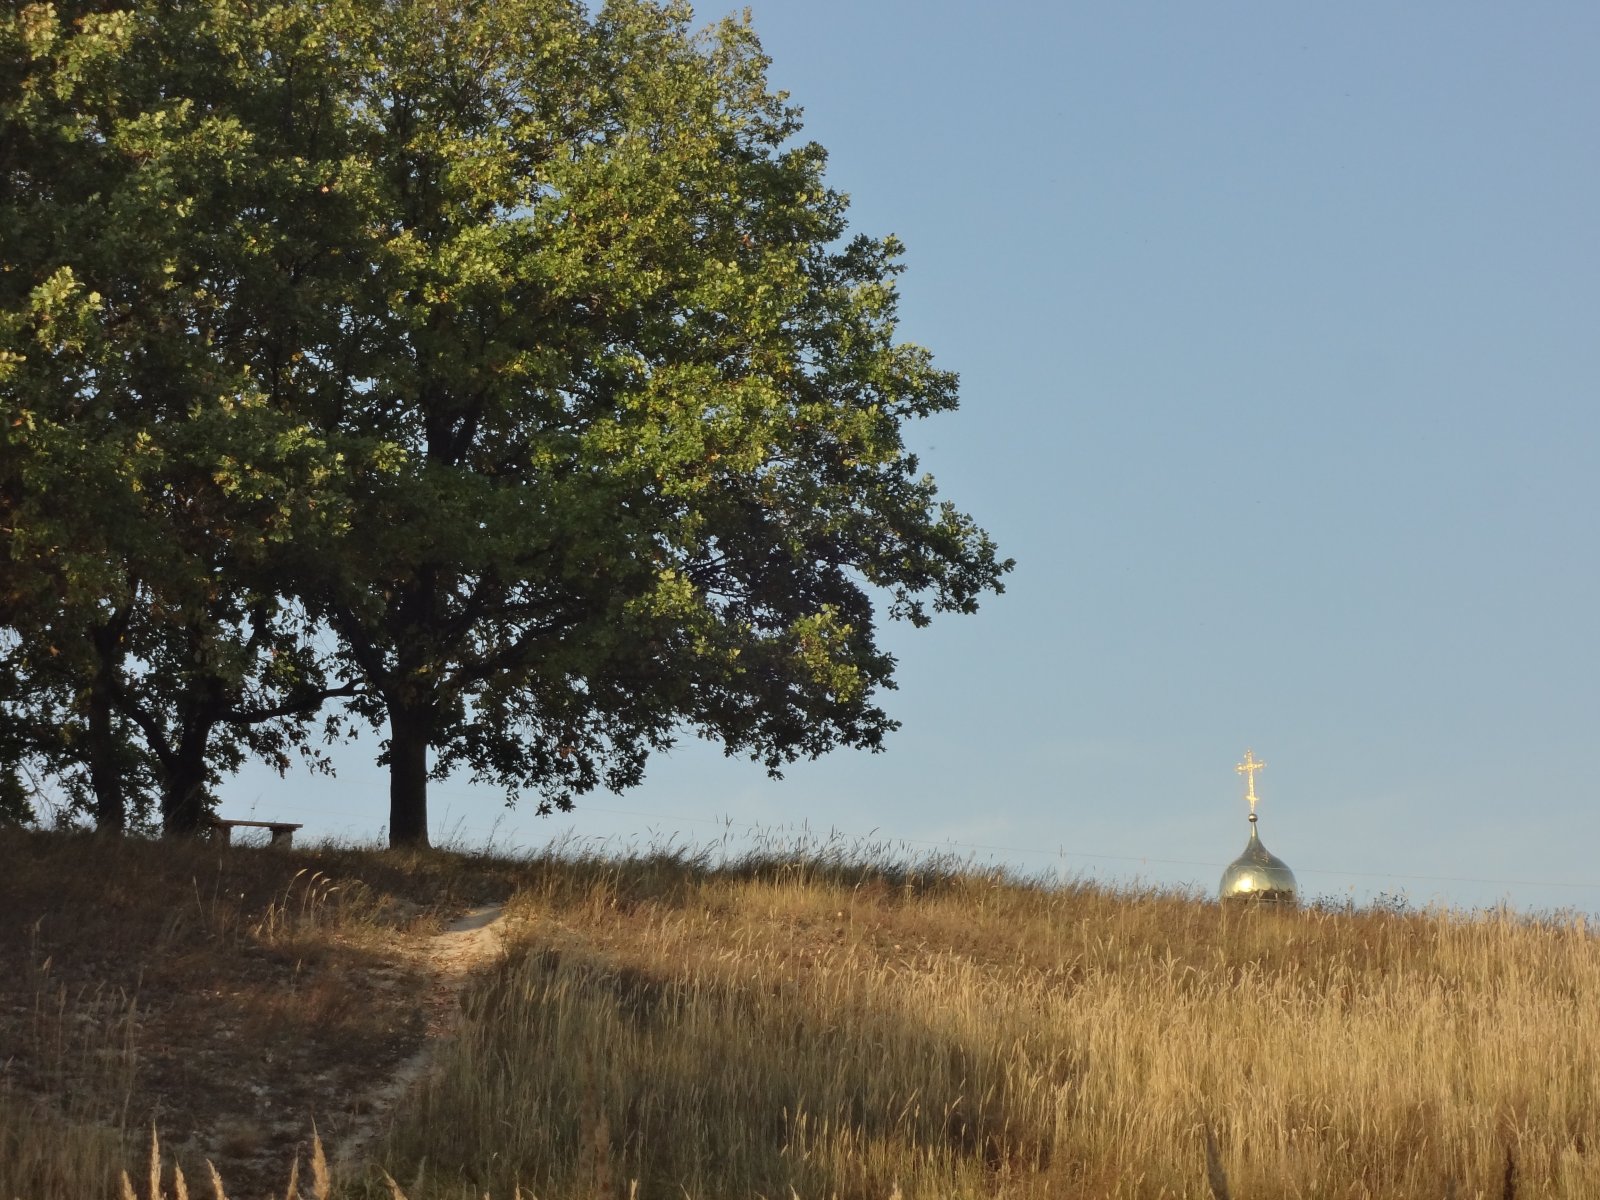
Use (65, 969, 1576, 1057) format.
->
(0, 828, 527, 1198)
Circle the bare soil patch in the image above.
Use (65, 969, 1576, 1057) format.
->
(335, 903, 507, 1175)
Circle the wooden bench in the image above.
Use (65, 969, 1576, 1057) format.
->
(205, 818, 304, 848)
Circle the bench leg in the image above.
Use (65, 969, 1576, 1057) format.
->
(269, 829, 294, 849)
(214, 826, 233, 847)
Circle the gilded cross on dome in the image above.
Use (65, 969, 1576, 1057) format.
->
(1219, 748, 1298, 903)
(1236, 749, 1265, 820)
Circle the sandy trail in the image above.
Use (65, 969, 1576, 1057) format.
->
(334, 903, 509, 1173)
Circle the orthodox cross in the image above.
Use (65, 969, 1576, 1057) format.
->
(1236, 749, 1265, 821)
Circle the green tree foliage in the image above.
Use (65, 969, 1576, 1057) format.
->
(2, 0, 1010, 847)
(0, 655, 42, 825)
(1, 0, 365, 832)
(294, 0, 1011, 845)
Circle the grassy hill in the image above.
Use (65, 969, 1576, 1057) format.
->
(2, 828, 1597, 1199)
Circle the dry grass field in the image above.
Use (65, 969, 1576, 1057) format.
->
(3, 828, 1598, 1199)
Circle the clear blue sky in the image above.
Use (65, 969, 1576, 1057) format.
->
(230, 2, 1600, 914)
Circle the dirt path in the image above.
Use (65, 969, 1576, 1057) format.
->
(334, 904, 509, 1174)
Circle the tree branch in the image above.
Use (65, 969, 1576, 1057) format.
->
(224, 680, 363, 726)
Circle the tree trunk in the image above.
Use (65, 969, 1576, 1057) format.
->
(387, 704, 432, 847)
(161, 739, 211, 837)
(86, 672, 124, 834)
(87, 623, 125, 834)
(162, 677, 222, 837)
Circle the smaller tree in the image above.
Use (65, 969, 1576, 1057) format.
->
(2, 359, 360, 833)
(2, 0, 369, 833)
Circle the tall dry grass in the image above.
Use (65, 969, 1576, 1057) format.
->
(0, 931, 141, 1198)
(379, 848, 1600, 1199)
(8, 831, 1600, 1199)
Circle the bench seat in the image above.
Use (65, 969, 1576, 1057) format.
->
(205, 818, 304, 848)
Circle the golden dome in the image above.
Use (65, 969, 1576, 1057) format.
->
(1218, 749, 1298, 904)
(1220, 824, 1299, 902)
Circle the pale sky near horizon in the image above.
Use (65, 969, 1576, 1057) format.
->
(220, 2, 1600, 915)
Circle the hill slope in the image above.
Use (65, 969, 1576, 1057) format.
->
(3, 830, 1597, 1198)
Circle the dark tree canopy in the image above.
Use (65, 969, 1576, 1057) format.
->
(2, 0, 374, 830)
(2, 0, 1011, 846)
